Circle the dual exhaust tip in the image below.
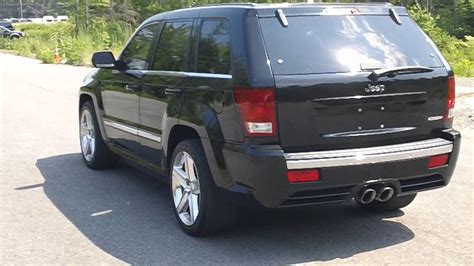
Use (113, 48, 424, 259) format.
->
(358, 186, 395, 204)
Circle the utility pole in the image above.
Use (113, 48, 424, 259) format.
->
(19, 0, 23, 19)
(2, 0, 5, 19)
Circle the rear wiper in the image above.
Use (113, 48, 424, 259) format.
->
(368, 66, 434, 82)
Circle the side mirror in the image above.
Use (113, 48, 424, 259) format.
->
(92, 51, 117, 69)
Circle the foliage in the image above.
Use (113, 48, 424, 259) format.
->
(409, 4, 474, 76)
(1, 1, 473, 76)
(0, 20, 131, 65)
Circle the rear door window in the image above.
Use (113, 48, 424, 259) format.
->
(259, 15, 444, 75)
(152, 21, 193, 72)
(196, 20, 231, 74)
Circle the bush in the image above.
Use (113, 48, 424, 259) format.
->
(409, 4, 474, 77)
(1, 21, 130, 66)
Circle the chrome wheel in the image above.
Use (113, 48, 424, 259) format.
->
(172, 151, 200, 226)
(80, 109, 96, 162)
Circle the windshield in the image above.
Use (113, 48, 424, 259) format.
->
(259, 15, 444, 75)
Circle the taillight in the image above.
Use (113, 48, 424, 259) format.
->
(288, 169, 320, 183)
(234, 87, 277, 137)
(445, 76, 455, 122)
(428, 154, 450, 169)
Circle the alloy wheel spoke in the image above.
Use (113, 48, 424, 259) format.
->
(89, 138, 95, 156)
(189, 194, 199, 223)
(80, 123, 87, 135)
(176, 191, 190, 214)
(85, 113, 92, 129)
(185, 154, 197, 181)
(85, 137, 92, 155)
(173, 167, 188, 188)
(82, 135, 90, 153)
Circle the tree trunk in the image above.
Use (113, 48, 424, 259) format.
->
(85, 0, 89, 29)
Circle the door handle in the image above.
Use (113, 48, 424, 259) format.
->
(164, 88, 182, 97)
(125, 84, 142, 92)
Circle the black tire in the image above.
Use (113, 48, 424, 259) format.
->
(79, 101, 118, 169)
(359, 193, 417, 212)
(170, 139, 238, 236)
(10, 35, 20, 40)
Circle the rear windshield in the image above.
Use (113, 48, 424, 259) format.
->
(259, 15, 444, 75)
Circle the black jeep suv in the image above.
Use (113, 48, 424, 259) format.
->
(79, 3, 461, 236)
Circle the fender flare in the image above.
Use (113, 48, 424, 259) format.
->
(79, 89, 108, 142)
(168, 101, 233, 188)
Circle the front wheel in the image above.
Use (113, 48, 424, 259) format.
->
(79, 101, 118, 169)
(170, 139, 237, 236)
(358, 193, 417, 212)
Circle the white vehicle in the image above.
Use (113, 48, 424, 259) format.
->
(42, 16, 54, 23)
(56, 16, 68, 22)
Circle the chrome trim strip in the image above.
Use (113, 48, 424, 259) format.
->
(95, 63, 115, 68)
(323, 127, 416, 137)
(428, 115, 443, 121)
(313, 92, 426, 102)
(141, 70, 232, 79)
(103, 119, 161, 143)
(104, 120, 137, 135)
(138, 129, 162, 143)
(285, 138, 453, 169)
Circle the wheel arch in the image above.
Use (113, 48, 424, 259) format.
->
(165, 125, 200, 170)
(164, 102, 232, 188)
(79, 90, 108, 142)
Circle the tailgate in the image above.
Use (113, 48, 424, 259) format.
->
(258, 11, 449, 152)
(275, 71, 448, 151)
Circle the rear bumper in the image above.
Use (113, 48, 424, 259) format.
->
(220, 129, 461, 208)
(285, 137, 453, 169)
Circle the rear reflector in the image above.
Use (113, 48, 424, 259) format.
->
(445, 76, 455, 121)
(428, 154, 450, 169)
(288, 169, 320, 183)
(234, 87, 277, 137)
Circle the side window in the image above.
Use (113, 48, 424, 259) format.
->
(120, 24, 159, 70)
(197, 20, 231, 74)
(153, 21, 193, 71)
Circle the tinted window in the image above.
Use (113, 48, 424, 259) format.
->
(197, 20, 231, 74)
(260, 16, 444, 75)
(153, 21, 193, 71)
(120, 24, 159, 70)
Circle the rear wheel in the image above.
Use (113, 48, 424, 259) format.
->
(79, 101, 118, 169)
(359, 193, 417, 212)
(170, 139, 237, 236)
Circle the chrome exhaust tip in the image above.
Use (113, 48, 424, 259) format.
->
(359, 188, 377, 204)
(376, 186, 395, 202)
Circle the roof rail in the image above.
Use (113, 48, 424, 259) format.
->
(198, 3, 259, 7)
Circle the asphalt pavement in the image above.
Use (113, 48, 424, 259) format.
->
(1, 53, 473, 265)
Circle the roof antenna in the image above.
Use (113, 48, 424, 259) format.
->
(276, 9, 288, 27)
(389, 8, 402, 25)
